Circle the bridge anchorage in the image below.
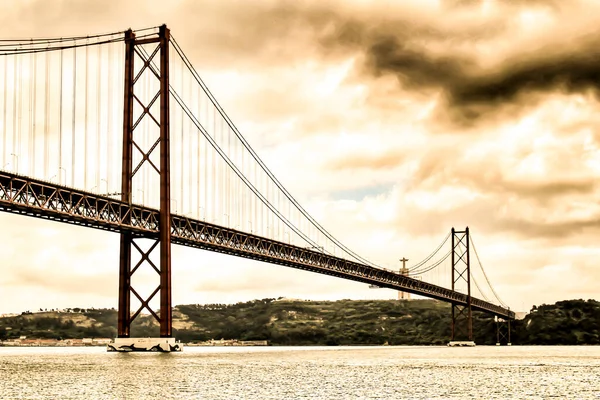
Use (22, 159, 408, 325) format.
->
(0, 24, 514, 352)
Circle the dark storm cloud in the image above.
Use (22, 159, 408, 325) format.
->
(446, 48, 600, 117)
(364, 35, 466, 88)
(172, 0, 599, 124)
(230, 1, 598, 124)
(327, 19, 600, 123)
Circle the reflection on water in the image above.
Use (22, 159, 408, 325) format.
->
(1, 346, 599, 399)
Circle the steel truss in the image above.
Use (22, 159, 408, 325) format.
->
(0, 172, 514, 320)
(451, 227, 473, 341)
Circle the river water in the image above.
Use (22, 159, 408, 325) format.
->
(0, 345, 599, 399)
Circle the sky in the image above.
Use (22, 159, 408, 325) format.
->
(1, 0, 599, 314)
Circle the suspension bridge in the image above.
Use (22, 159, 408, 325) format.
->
(0, 25, 514, 350)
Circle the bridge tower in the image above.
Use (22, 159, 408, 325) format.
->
(113, 25, 179, 351)
(495, 315, 512, 346)
(450, 227, 473, 343)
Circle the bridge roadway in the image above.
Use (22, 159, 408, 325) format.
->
(0, 171, 514, 319)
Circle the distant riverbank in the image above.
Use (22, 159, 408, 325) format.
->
(1, 298, 598, 345)
(0, 338, 110, 347)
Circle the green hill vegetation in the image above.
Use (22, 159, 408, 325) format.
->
(517, 299, 600, 345)
(0, 299, 598, 345)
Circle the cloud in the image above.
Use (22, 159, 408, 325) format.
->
(9, 0, 597, 128)
(444, 48, 600, 121)
(5, 268, 116, 297)
(308, 1, 600, 124)
(326, 149, 406, 171)
(147, 0, 600, 128)
(2, 0, 600, 315)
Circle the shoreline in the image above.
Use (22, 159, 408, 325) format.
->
(0, 338, 270, 347)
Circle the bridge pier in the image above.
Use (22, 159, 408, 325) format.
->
(116, 25, 174, 346)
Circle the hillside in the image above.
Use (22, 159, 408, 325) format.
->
(1, 299, 599, 345)
(516, 299, 600, 345)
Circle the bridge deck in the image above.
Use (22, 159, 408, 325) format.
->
(0, 171, 514, 319)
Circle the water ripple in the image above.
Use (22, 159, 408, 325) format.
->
(0, 346, 599, 399)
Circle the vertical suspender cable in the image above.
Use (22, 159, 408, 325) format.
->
(212, 106, 216, 222)
(262, 170, 271, 237)
(241, 136, 245, 229)
(238, 140, 241, 229)
(218, 117, 222, 222)
(2, 55, 7, 168)
(218, 117, 221, 222)
(12, 55, 17, 172)
(260, 162, 263, 234)
(227, 123, 230, 227)
(59, 49, 63, 183)
(254, 160, 257, 233)
(268, 172, 272, 237)
(28, 53, 33, 175)
(71, 45, 76, 187)
(17, 54, 22, 171)
(44, 50, 50, 177)
(32, 53, 37, 175)
(204, 91, 208, 220)
(189, 86, 193, 214)
(84, 43, 89, 189)
(240, 136, 243, 229)
(96, 45, 102, 191)
(196, 85, 201, 219)
(107, 43, 112, 190)
(181, 59, 184, 213)
(236, 132, 238, 228)
(273, 175, 276, 238)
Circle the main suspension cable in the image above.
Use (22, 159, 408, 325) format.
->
(169, 87, 327, 253)
(409, 249, 451, 275)
(0, 32, 156, 56)
(410, 231, 451, 271)
(471, 235, 508, 307)
(168, 35, 379, 268)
